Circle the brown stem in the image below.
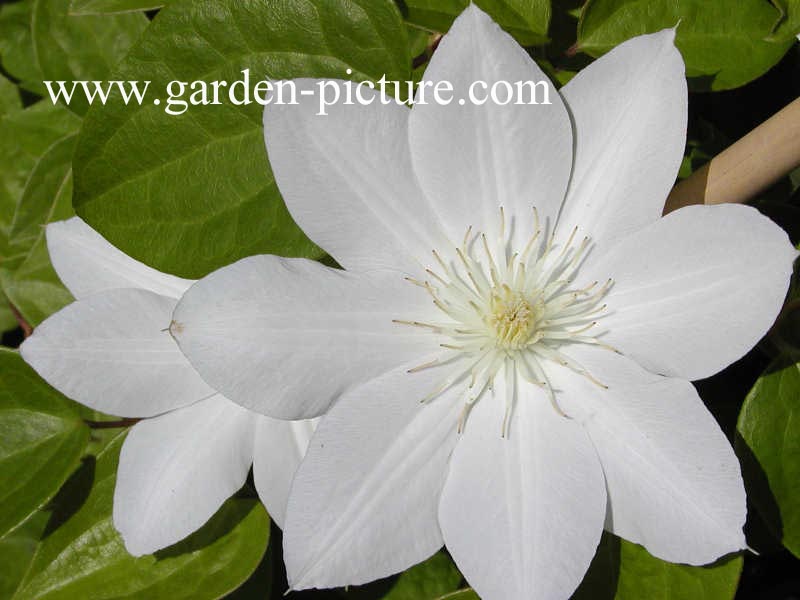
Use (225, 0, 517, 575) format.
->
(412, 33, 443, 69)
(85, 418, 141, 429)
(9, 303, 32, 338)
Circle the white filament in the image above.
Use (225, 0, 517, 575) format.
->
(396, 207, 616, 437)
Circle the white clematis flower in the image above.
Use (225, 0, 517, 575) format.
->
(171, 6, 797, 600)
(20, 217, 316, 556)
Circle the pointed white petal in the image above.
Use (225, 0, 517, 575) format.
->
(264, 81, 447, 274)
(588, 204, 797, 380)
(20, 289, 214, 417)
(172, 255, 432, 420)
(113, 394, 255, 556)
(551, 346, 747, 564)
(252, 416, 317, 528)
(283, 359, 463, 589)
(558, 29, 687, 250)
(47, 217, 193, 300)
(408, 5, 572, 243)
(440, 372, 606, 600)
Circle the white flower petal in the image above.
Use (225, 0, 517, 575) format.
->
(113, 394, 255, 556)
(440, 373, 607, 600)
(264, 81, 447, 274)
(252, 416, 317, 529)
(557, 29, 686, 250)
(172, 255, 431, 420)
(20, 289, 214, 418)
(589, 204, 797, 381)
(283, 359, 463, 590)
(551, 346, 747, 564)
(408, 4, 572, 243)
(47, 217, 193, 300)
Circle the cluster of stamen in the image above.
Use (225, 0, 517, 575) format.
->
(395, 207, 616, 437)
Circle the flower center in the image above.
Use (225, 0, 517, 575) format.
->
(396, 207, 616, 436)
(488, 287, 541, 350)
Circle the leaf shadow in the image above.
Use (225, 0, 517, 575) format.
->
(735, 430, 785, 549)
(42, 455, 96, 538)
(153, 496, 255, 560)
(687, 73, 720, 92)
(571, 532, 621, 600)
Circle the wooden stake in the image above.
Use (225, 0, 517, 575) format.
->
(664, 97, 800, 214)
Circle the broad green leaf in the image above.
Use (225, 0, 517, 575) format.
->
(435, 591, 478, 600)
(32, 0, 148, 115)
(225, 542, 273, 600)
(769, 0, 800, 41)
(573, 533, 743, 600)
(577, 0, 795, 91)
(0, 0, 45, 95)
(402, 0, 550, 44)
(73, 0, 411, 278)
(69, 0, 169, 15)
(0, 102, 81, 238)
(0, 510, 50, 599)
(0, 74, 22, 118)
(0, 348, 89, 540)
(77, 405, 134, 456)
(383, 552, 463, 600)
(0, 102, 80, 326)
(0, 298, 18, 334)
(1, 133, 78, 326)
(737, 357, 800, 558)
(13, 433, 270, 600)
(341, 551, 463, 599)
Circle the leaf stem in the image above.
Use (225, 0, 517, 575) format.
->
(9, 303, 32, 338)
(84, 418, 140, 429)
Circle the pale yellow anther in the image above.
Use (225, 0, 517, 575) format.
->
(397, 207, 614, 432)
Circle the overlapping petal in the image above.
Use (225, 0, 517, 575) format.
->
(20, 288, 214, 417)
(113, 394, 255, 556)
(408, 5, 573, 244)
(588, 204, 797, 381)
(263, 81, 448, 275)
(283, 360, 463, 589)
(253, 416, 317, 528)
(47, 217, 193, 300)
(551, 346, 747, 565)
(557, 29, 687, 252)
(172, 255, 431, 419)
(440, 373, 607, 600)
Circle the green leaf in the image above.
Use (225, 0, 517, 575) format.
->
(69, 0, 169, 15)
(0, 102, 80, 327)
(13, 433, 271, 600)
(0, 74, 22, 118)
(1, 122, 80, 326)
(577, 0, 795, 91)
(0, 348, 89, 540)
(434, 591, 478, 600)
(32, 0, 149, 115)
(0, 510, 50, 599)
(224, 542, 273, 600)
(572, 533, 743, 600)
(0, 0, 45, 94)
(402, 0, 551, 45)
(0, 102, 81, 237)
(73, 0, 411, 278)
(0, 298, 18, 335)
(769, 0, 800, 41)
(736, 357, 800, 558)
(342, 551, 463, 600)
(382, 552, 463, 600)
